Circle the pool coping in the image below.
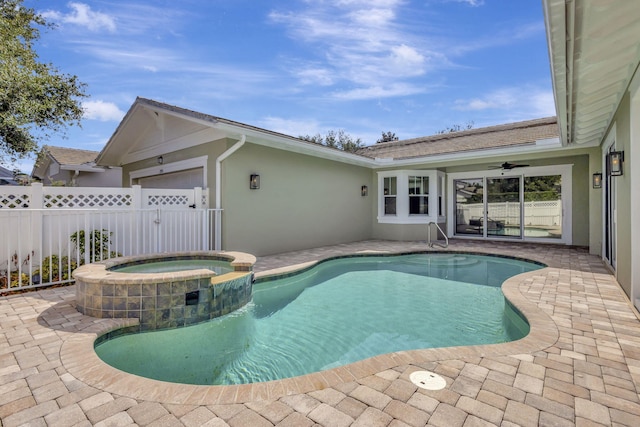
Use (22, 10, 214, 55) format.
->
(60, 251, 560, 405)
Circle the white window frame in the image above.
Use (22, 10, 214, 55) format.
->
(377, 170, 445, 224)
(447, 164, 573, 244)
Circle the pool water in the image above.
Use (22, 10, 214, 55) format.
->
(95, 253, 542, 385)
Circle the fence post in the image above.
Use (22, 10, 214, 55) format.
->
(194, 187, 202, 208)
(30, 183, 44, 277)
(131, 185, 142, 254)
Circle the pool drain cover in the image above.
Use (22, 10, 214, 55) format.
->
(410, 371, 447, 390)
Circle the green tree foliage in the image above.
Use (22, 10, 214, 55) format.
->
(299, 129, 365, 153)
(436, 121, 474, 134)
(0, 0, 87, 164)
(376, 131, 398, 144)
(524, 175, 561, 201)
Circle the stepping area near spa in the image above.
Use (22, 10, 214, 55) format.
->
(1, 240, 639, 426)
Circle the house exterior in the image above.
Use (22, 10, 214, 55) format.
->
(96, 100, 588, 255)
(543, 0, 640, 308)
(96, 1, 640, 310)
(0, 165, 18, 185)
(32, 145, 122, 187)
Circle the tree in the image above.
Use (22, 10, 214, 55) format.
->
(299, 129, 365, 153)
(0, 0, 87, 164)
(436, 121, 474, 135)
(376, 131, 398, 144)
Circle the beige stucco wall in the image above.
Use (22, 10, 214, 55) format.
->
(221, 143, 373, 256)
(370, 153, 593, 247)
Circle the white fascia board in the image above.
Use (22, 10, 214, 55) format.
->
(60, 165, 105, 173)
(374, 141, 572, 169)
(139, 103, 218, 128)
(214, 122, 379, 168)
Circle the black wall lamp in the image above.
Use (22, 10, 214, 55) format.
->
(608, 151, 624, 176)
(250, 174, 260, 190)
(592, 172, 602, 189)
(157, 156, 164, 165)
(361, 185, 368, 197)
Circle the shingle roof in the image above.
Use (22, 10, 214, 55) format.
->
(357, 117, 559, 160)
(43, 146, 99, 166)
(0, 165, 13, 178)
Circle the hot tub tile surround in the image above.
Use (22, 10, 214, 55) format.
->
(73, 251, 256, 331)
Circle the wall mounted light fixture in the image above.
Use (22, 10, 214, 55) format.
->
(157, 156, 164, 165)
(592, 172, 602, 189)
(250, 174, 260, 190)
(608, 151, 624, 176)
(361, 185, 368, 197)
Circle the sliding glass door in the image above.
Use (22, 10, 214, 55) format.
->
(454, 178, 484, 235)
(486, 177, 521, 238)
(453, 173, 563, 241)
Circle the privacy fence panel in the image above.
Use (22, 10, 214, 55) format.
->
(0, 184, 218, 293)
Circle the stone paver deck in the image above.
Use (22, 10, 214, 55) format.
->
(1, 240, 640, 426)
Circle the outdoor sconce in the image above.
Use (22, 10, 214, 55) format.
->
(249, 174, 260, 190)
(361, 185, 368, 197)
(157, 156, 163, 165)
(592, 172, 602, 189)
(608, 151, 624, 176)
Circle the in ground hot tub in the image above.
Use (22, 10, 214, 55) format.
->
(73, 251, 255, 331)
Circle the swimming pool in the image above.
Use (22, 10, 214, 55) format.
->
(95, 253, 542, 385)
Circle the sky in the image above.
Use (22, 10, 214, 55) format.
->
(16, 0, 554, 171)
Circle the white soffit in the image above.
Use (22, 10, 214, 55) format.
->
(546, 0, 640, 146)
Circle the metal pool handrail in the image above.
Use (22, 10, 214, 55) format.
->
(427, 222, 449, 248)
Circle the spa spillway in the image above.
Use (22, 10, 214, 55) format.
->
(73, 251, 256, 331)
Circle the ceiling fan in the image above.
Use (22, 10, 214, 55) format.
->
(489, 161, 530, 170)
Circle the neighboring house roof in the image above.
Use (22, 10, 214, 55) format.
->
(44, 146, 99, 166)
(544, 1, 640, 146)
(0, 165, 14, 178)
(31, 145, 103, 180)
(357, 117, 559, 160)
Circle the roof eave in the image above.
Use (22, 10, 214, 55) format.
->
(373, 137, 564, 169)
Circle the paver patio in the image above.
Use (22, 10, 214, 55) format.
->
(1, 240, 639, 426)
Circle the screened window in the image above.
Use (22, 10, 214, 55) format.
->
(409, 176, 429, 215)
(384, 176, 397, 215)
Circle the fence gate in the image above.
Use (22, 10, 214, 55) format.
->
(0, 184, 220, 293)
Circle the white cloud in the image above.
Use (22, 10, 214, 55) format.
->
(333, 83, 428, 100)
(450, 0, 485, 6)
(42, 2, 116, 32)
(83, 101, 126, 122)
(269, 1, 431, 98)
(258, 117, 323, 137)
(295, 67, 335, 86)
(453, 87, 556, 117)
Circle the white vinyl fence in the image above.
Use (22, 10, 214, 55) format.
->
(457, 200, 562, 227)
(0, 184, 220, 293)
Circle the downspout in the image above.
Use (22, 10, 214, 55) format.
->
(214, 134, 246, 250)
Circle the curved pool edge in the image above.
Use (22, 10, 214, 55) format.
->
(61, 255, 560, 406)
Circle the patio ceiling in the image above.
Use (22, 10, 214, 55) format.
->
(544, 0, 640, 146)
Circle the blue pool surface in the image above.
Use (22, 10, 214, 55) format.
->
(95, 253, 543, 385)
